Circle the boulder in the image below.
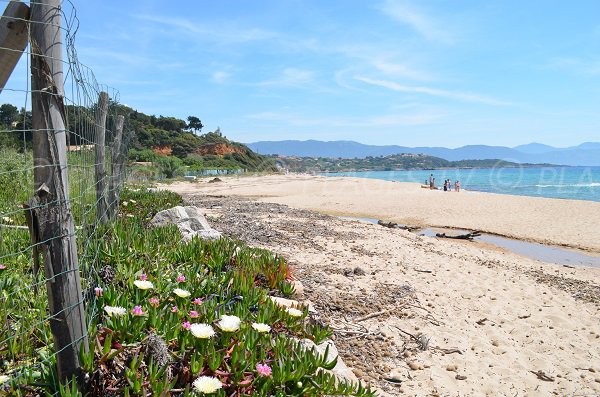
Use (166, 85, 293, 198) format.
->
(150, 206, 221, 241)
(300, 338, 359, 384)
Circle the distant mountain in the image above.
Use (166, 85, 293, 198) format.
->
(246, 140, 600, 166)
(513, 142, 558, 154)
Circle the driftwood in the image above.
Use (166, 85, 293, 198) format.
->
(377, 220, 417, 232)
(435, 230, 481, 240)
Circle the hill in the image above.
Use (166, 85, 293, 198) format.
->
(274, 154, 551, 173)
(248, 140, 600, 166)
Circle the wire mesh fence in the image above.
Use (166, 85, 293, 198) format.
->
(0, 0, 131, 392)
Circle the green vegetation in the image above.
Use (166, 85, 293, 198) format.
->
(0, 187, 374, 396)
(276, 153, 556, 173)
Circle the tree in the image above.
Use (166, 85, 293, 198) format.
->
(0, 103, 18, 127)
(187, 116, 203, 134)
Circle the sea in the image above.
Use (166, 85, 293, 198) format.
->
(323, 166, 600, 202)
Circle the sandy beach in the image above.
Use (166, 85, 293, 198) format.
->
(161, 175, 600, 396)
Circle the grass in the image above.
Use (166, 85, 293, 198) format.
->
(0, 177, 375, 396)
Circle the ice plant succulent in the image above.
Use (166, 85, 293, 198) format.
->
(148, 297, 160, 307)
(217, 315, 241, 332)
(0, 264, 6, 270)
(131, 306, 144, 316)
(104, 306, 127, 317)
(189, 310, 199, 318)
(193, 298, 203, 305)
(190, 323, 216, 339)
(139, 273, 147, 281)
(256, 363, 272, 377)
(134, 280, 153, 290)
(94, 287, 103, 297)
(173, 288, 191, 298)
(286, 307, 303, 317)
(192, 376, 222, 393)
(182, 321, 191, 330)
(252, 323, 271, 333)
(171, 306, 178, 313)
(176, 275, 186, 283)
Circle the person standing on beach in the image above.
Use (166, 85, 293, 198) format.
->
(456, 180, 461, 192)
(429, 174, 435, 189)
(443, 180, 448, 191)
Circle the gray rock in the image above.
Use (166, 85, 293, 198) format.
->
(300, 338, 359, 384)
(150, 206, 221, 241)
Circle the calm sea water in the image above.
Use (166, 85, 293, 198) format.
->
(323, 167, 600, 202)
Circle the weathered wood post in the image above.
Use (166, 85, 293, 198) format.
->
(94, 91, 109, 223)
(29, 0, 88, 385)
(0, 1, 29, 92)
(108, 114, 124, 219)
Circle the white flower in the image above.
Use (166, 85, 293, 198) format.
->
(1, 216, 12, 224)
(190, 323, 215, 339)
(173, 288, 191, 298)
(251, 323, 271, 333)
(104, 306, 127, 316)
(134, 280, 154, 290)
(193, 376, 222, 393)
(0, 375, 9, 384)
(286, 307, 303, 317)
(122, 201, 128, 206)
(217, 315, 241, 332)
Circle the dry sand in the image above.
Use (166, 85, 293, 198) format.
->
(161, 175, 600, 396)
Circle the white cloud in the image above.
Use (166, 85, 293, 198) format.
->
(212, 71, 230, 83)
(379, 0, 454, 43)
(355, 76, 512, 106)
(136, 14, 278, 44)
(253, 68, 315, 87)
(371, 60, 433, 81)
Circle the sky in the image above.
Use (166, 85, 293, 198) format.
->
(4, 0, 600, 148)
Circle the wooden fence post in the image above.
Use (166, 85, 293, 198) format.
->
(108, 114, 124, 219)
(94, 91, 109, 223)
(0, 1, 29, 92)
(29, 0, 88, 385)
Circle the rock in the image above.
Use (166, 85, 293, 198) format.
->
(150, 206, 221, 241)
(208, 177, 222, 183)
(300, 339, 359, 384)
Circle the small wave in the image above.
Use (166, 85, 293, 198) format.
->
(534, 183, 600, 188)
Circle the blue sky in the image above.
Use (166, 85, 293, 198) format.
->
(5, 0, 600, 147)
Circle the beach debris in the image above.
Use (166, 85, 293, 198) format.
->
(435, 230, 482, 240)
(150, 206, 222, 241)
(208, 177, 222, 183)
(377, 220, 417, 231)
(455, 374, 467, 380)
(343, 267, 366, 277)
(355, 310, 388, 322)
(530, 370, 555, 382)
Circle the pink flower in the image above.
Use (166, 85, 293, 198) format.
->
(182, 321, 191, 330)
(148, 297, 160, 307)
(190, 310, 199, 318)
(171, 306, 178, 313)
(131, 306, 144, 316)
(0, 264, 6, 270)
(256, 363, 272, 377)
(176, 275, 186, 283)
(139, 273, 148, 281)
(94, 287, 103, 297)
(193, 298, 203, 305)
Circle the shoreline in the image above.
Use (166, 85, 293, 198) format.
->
(162, 174, 600, 253)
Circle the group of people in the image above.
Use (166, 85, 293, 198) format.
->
(428, 174, 461, 192)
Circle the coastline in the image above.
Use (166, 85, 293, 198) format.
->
(162, 174, 600, 254)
